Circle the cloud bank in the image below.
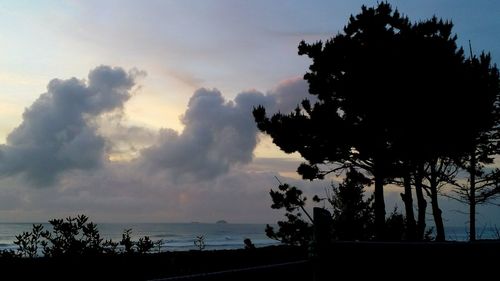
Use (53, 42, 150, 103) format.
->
(0, 66, 486, 225)
(0, 66, 142, 186)
(139, 78, 309, 181)
(0, 66, 319, 222)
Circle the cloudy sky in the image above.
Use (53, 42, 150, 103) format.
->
(0, 0, 499, 226)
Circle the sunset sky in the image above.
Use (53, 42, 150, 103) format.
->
(0, 0, 499, 226)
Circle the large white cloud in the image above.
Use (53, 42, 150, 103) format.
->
(0, 66, 142, 186)
(138, 77, 309, 181)
(0, 66, 308, 187)
(0, 68, 323, 222)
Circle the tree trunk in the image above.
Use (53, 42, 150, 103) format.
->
(430, 161, 445, 242)
(374, 163, 386, 240)
(401, 171, 416, 240)
(469, 150, 477, 241)
(415, 163, 427, 240)
(430, 191, 445, 241)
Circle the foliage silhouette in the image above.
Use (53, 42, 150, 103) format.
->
(118, 228, 158, 254)
(0, 249, 17, 258)
(254, 2, 500, 241)
(194, 235, 206, 251)
(265, 182, 313, 247)
(41, 214, 103, 257)
(136, 236, 156, 254)
(442, 52, 500, 241)
(322, 168, 374, 241)
(266, 170, 410, 245)
(266, 213, 313, 247)
(385, 208, 405, 241)
(14, 215, 161, 258)
(121, 228, 135, 254)
(154, 239, 164, 254)
(244, 238, 256, 250)
(14, 224, 44, 258)
(102, 238, 119, 255)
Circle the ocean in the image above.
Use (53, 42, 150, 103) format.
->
(443, 225, 499, 241)
(0, 222, 279, 253)
(0, 223, 498, 253)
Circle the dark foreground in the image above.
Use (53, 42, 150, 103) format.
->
(0, 246, 309, 281)
(1, 241, 499, 280)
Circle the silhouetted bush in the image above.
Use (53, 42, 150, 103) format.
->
(102, 238, 119, 254)
(244, 238, 255, 250)
(41, 215, 104, 257)
(14, 224, 44, 258)
(14, 215, 161, 258)
(326, 169, 375, 241)
(385, 208, 406, 241)
(194, 235, 206, 251)
(267, 169, 415, 245)
(136, 236, 155, 254)
(0, 249, 18, 258)
(121, 228, 134, 254)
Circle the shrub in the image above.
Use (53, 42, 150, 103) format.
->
(14, 215, 161, 258)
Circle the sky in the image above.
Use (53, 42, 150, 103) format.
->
(0, 0, 499, 227)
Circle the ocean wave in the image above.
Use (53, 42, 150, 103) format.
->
(0, 222, 282, 252)
(149, 233, 183, 239)
(161, 238, 279, 248)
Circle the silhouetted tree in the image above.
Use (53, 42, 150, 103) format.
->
(255, 2, 493, 241)
(420, 159, 459, 241)
(391, 29, 499, 242)
(398, 163, 417, 240)
(121, 228, 135, 254)
(385, 208, 406, 241)
(314, 168, 374, 240)
(268, 169, 379, 244)
(255, 2, 411, 240)
(265, 182, 314, 247)
(390, 163, 426, 240)
(449, 167, 500, 241)
(444, 52, 500, 241)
